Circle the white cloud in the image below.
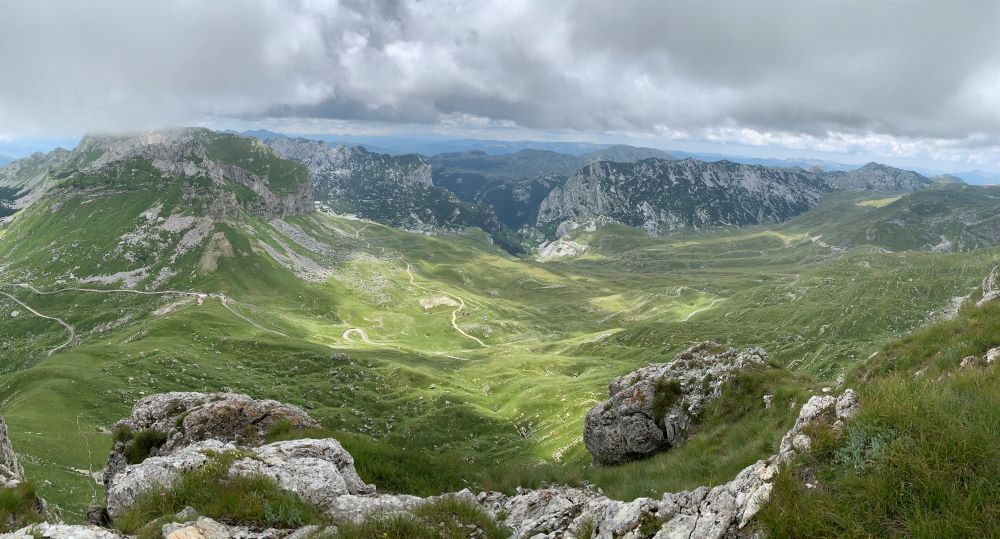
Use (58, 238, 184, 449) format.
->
(1, 0, 1000, 168)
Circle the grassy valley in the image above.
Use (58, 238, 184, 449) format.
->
(0, 145, 996, 523)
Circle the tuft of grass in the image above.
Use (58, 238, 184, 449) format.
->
(0, 482, 45, 532)
(651, 378, 683, 421)
(112, 424, 134, 443)
(115, 451, 328, 534)
(759, 302, 1000, 538)
(123, 429, 168, 465)
(330, 497, 509, 539)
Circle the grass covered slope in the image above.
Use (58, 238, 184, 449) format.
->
(0, 146, 998, 525)
(759, 294, 1000, 537)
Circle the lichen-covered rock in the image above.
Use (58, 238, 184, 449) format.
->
(584, 342, 767, 465)
(0, 524, 126, 538)
(488, 389, 859, 539)
(229, 438, 376, 508)
(161, 516, 322, 539)
(106, 438, 376, 520)
(106, 440, 226, 519)
(978, 266, 1000, 306)
(0, 417, 24, 488)
(104, 392, 319, 491)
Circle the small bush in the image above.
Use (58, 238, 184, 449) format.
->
(0, 482, 45, 532)
(112, 424, 133, 443)
(652, 377, 683, 420)
(124, 429, 168, 464)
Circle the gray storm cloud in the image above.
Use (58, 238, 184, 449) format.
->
(1, 0, 999, 163)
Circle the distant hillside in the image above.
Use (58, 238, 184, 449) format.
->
(780, 185, 1000, 252)
(537, 158, 830, 235)
(580, 145, 674, 163)
(267, 137, 524, 254)
(824, 162, 933, 191)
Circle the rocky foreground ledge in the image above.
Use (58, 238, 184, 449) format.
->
(1, 378, 858, 538)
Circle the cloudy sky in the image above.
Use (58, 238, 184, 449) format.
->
(2, 0, 1000, 172)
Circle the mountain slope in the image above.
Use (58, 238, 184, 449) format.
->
(580, 145, 674, 163)
(536, 158, 830, 235)
(267, 137, 524, 253)
(824, 162, 933, 191)
(778, 185, 1000, 251)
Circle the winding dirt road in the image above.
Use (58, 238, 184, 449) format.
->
(404, 262, 488, 348)
(0, 290, 76, 357)
(7, 283, 288, 356)
(682, 298, 725, 322)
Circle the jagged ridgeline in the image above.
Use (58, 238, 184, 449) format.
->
(536, 158, 832, 235)
(267, 137, 525, 254)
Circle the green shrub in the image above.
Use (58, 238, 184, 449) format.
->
(0, 482, 45, 532)
(652, 378, 683, 420)
(123, 429, 168, 464)
(115, 452, 328, 534)
(112, 424, 133, 443)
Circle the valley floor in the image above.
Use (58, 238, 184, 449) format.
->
(0, 196, 998, 521)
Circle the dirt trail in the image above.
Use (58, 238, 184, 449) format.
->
(404, 262, 488, 348)
(0, 290, 76, 357)
(13, 283, 288, 342)
(682, 298, 725, 322)
(341, 327, 375, 344)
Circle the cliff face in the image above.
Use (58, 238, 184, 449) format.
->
(537, 158, 830, 234)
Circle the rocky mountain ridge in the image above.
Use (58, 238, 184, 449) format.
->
(536, 158, 831, 234)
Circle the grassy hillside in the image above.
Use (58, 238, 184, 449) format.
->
(0, 153, 997, 523)
(760, 290, 999, 537)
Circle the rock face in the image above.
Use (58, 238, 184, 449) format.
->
(977, 266, 1000, 306)
(584, 342, 767, 465)
(483, 389, 860, 539)
(536, 158, 829, 235)
(0, 417, 24, 488)
(824, 162, 932, 191)
(103, 392, 319, 494)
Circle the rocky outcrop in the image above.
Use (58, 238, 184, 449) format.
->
(105, 438, 374, 519)
(536, 158, 829, 235)
(977, 266, 1000, 306)
(0, 417, 24, 489)
(482, 389, 859, 539)
(103, 392, 319, 493)
(824, 162, 932, 191)
(584, 342, 767, 465)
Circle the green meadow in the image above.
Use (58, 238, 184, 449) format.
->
(0, 186, 997, 520)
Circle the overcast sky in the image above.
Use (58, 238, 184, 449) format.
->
(2, 0, 1000, 171)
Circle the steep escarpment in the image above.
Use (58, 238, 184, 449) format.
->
(537, 158, 829, 235)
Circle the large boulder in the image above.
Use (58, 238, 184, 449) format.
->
(584, 342, 767, 465)
(484, 389, 860, 539)
(104, 392, 319, 491)
(0, 417, 24, 488)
